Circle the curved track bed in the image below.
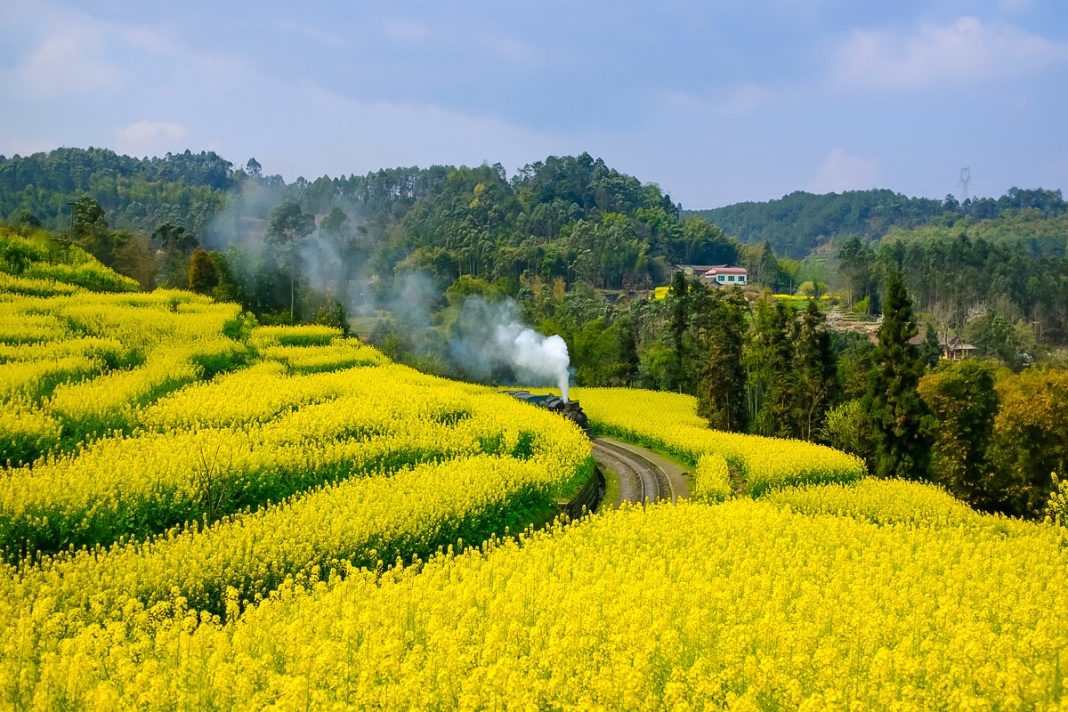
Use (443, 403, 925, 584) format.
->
(591, 437, 690, 507)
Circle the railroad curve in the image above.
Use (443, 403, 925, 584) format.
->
(590, 437, 690, 507)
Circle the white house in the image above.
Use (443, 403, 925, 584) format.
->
(702, 265, 748, 287)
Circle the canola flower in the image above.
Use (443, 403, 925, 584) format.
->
(260, 341, 387, 373)
(762, 477, 1031, 532)
(250, 323, 341, 348)
(15, 499, 1067, 711)
(0, 272, 79, 297)
(12, 246, 1060, 710)
(0, 405, 61, 467)
(0, 289, 250, 459)
(569, 387, 866, 496)
(0, 361, 590, 559)
(48, 352, 202, 439)
(0, 453, 586, 698)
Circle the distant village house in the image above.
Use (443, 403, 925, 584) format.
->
(674, 264, 748, 287)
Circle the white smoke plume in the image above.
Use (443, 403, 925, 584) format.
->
(450, 296, 572, 400)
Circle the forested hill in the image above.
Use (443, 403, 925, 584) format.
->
(687, 188, 1067, 259)
(0, 148, 742, 297)
(0, 147, 238, 237)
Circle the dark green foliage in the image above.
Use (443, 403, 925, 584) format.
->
(837, 236, 876, 310)
(266, 200, 315, 319)
(965, 311, 1021, 366)
(794, 300, 838, 441)
(687, 187, 1065, 259)
(0, 147, 231, 236)
(863, 270, 931, 479)
(668, 271, 689, 390)
(918, 360, 1000, 511)
(919, 322, 942, 369)
(188, 247, 220, 294)
(746, 298, 797, 437)
(695, 288, 748, 432)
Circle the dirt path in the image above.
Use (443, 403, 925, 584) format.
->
(591, 437, 690, 507)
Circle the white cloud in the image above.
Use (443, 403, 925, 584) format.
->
(810, 149, 879, 193)
(831, 16, 1068, 91)
(116, 120, 189, 157)
(9, 24, 122, 97)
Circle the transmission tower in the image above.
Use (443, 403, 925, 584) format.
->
(958, 167, 971, 203)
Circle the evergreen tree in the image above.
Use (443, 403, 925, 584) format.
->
(864, 269, 931, 479)
(667, 270, 689, 391)
(746, 297, 796, 437)
(794, 299, 837, 441)
(919, 320, 942, 369)
(188, 247, 220, 294)
(697, 288, 748, 432)
(614, 316, 640, 386)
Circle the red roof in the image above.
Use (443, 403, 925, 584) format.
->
(705, 266, 748, 275)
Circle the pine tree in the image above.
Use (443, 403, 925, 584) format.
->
(864, 269, 931, 479)
(697, 289, 748, 432)
(794, 299, 837, 441)
(667, 270, 689, 391)
(746, 297, 796, 437)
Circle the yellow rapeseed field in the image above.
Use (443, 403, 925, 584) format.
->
(13, 500, 1067, 711)
(4, 243, 1067, 710)
(567, 387, 867, 496)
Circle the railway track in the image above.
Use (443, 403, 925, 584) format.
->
(590, 438, 680, 506)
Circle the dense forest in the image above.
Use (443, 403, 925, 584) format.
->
(688, 187, 1068, 259)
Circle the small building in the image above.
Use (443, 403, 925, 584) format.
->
(703, 265, 748, 287)
(941, 336, 978, 361)
(673, 264, 748, 287)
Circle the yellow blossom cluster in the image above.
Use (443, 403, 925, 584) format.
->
(0, 289, 251, 462)
(0, 454, 582, 693)
(762, 477, 1030, 531)
(569, 387, 867, 495)
(0, 360, 590, 558)
(250, 323, 342, 348)
(260, 341, 387, 373)
(0, 272, 80, 297)
(12, 499, 1066, 710)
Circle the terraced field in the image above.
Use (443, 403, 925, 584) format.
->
(2, 228, 1066, 710)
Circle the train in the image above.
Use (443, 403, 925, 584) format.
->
(505, 390, 590, 436)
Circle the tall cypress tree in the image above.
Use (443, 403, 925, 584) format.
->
(697, 288, 748, 432)
(668, 270, 689, 392)
(864, 269, 931, 479)
(746, 297, 796, 437)
(794, 299, 837, 441)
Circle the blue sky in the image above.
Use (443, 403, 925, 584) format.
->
(1, 0, 1065, 208)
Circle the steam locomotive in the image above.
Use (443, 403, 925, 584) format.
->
(505, 390, 590, 437)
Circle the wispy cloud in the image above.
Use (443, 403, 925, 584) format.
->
(7, 24, 123, 97)
(810, 149, 879, 193)
(116, 120, 189, 156)
(662, 84, 776, 116)
(830, 16, 1068, 91)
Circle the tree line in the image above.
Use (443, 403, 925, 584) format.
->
(689, 187, 1067, 259)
